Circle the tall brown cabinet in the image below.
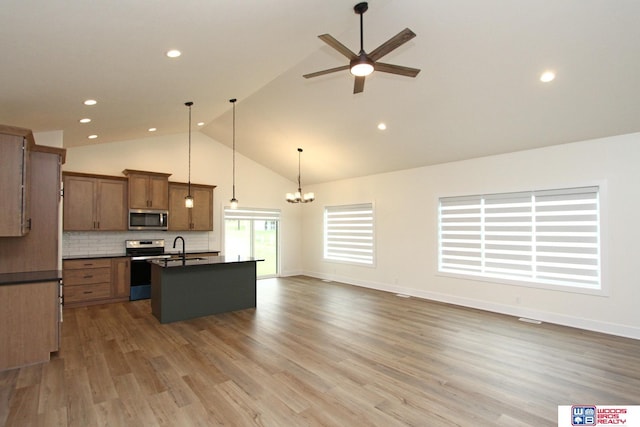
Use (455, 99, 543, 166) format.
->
(0, 125, 66, 371)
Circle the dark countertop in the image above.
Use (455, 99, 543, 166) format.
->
(63, 253, 126, 260)
(0, 270, 62, 286)
(63, 250, 220, 260)
(150, 255, 262, 268)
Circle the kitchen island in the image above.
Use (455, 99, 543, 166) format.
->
(149, 255, 261, 323)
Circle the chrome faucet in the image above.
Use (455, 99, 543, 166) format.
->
(173, 236, 185, 263)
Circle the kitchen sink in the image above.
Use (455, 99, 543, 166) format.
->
(166, 256, 207, 262)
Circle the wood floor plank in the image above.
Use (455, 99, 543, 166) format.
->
(63, 367, 99, 426)
(111, 372, 159, 427)
(3, 384, 40, 426)
(1, 275, 639, 426)
(36, 357, 66, 415)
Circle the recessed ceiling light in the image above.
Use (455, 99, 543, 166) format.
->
(166, 50, 181, 58)
(88, 134, 98, 139)
(197, 122, 205, 127)
(79, 118, 91, 124)
(148, 127, 157, 132)
(540, 71, 556, 83)
(377, 122, 387, 130)
(84, 99, 97, 106)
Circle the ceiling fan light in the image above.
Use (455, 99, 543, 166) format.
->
(350, 55, 374, 76)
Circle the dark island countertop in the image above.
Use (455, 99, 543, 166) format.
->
(150, 255, 262, 268)
(63, 250, 220, 260)
(0, 270, 62, 286)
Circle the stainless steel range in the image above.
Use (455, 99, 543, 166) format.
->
(126, 239, 171, 300)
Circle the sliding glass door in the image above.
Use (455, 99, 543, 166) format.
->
(224, 208, 279, 278)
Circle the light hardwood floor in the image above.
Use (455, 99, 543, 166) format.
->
(1, 276, 639, 426)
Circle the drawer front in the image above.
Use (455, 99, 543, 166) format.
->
(63, 267, 111, 286)
(63, 258, 112, 270)
(64, 283, 111, 304)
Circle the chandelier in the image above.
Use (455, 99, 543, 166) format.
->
(286, 148, 314, 203)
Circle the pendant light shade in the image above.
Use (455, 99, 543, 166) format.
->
(286, 148, 314, 203)
(229, 98, 239, 209)
(184, 101, 194, 208)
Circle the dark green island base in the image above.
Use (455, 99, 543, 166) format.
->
(149, 256, 261, 324)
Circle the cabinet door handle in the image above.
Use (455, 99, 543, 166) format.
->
(83, 291, 93, 294)
(83, 275, 93, 279)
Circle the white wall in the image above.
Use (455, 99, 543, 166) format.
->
(302, 133, 640, 339)
(62, 131, 303, 276)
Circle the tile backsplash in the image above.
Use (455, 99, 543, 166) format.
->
(62, 231, 215, 257)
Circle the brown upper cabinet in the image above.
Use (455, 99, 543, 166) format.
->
(0, 126, 32, 236)
(0, 126, 66, 274)
(123, 169, 170, 210)
(63, 172, 128, 231)
(168, 182, 215, 231)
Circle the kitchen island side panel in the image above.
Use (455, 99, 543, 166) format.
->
(151, 261, 257, 323)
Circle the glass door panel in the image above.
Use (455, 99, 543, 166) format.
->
(224, 218, 278, 278)
(254, 220, 277, 277)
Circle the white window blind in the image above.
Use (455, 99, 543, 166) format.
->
(224, 207, 280, 221)
(324, 203, 374, 265)
(438, 187, 600, 290)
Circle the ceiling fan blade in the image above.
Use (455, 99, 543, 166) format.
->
(375, 62, 421, 77)
(368, 28, 416, 62)
(318, 34, 358, 59)
(303, 65, 350, 79)
(353, 76, 365, 94)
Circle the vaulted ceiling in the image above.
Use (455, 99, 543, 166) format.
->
(2, 0, 639, 184)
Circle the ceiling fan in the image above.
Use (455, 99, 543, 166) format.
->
(303, 2, 420, 94)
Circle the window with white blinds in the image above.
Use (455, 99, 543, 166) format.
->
(438, 187, 601, 290)
(324, 203, 374, 265)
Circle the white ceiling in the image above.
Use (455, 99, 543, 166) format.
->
(2, 0, 639, 185)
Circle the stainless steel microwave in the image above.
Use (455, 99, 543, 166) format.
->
(128, 209, 168, 230)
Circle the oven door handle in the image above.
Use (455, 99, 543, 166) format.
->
(130, 255, 171, 261)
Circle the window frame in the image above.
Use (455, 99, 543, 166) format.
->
(437, 185, 607, 295)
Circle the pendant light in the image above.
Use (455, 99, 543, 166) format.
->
(229, 98, 239, 209)
(184, 101, 194, 208)
(286, 148, 314, 203)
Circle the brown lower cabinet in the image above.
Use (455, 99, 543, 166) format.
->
(63, 257, 130, 307)
(0, 280, 60, 371)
